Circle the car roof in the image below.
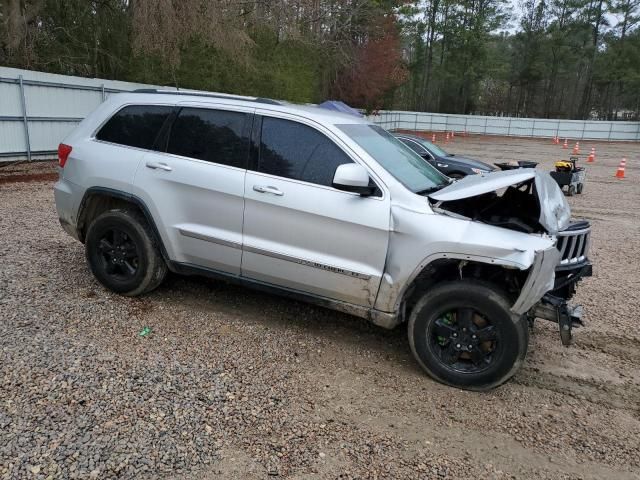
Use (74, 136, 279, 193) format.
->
(113, 90, 368, 126)
(393, 132, 429, 143)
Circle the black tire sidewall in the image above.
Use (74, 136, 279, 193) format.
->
(408, 281, 526, 390)
(85, 211, 151, 294)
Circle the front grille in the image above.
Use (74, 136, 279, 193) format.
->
(556, 221, 591, 266)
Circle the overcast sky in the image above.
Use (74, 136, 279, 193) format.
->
(496, 1, 623, 35)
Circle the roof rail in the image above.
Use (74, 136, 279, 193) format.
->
(130, 88, 283, 105)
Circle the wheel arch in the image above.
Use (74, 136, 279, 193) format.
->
(393, 254, 532, 323)
(76, 187, 169, 262)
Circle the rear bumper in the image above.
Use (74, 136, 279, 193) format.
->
(54, 175, 83, 241)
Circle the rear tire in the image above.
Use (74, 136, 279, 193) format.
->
(85, 209, 167, 296)
(407, 280, 528, 391)
(568, 185, 576, 196)
(576, 183, 584, 194)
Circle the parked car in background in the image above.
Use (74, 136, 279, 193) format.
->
(393, 133, 495, 178)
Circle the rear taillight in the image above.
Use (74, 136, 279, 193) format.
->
(58, 143, 72, 168)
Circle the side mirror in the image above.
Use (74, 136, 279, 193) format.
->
(332, 163, 376, 196)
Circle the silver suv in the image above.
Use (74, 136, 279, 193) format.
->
(54, 90, 592, 390)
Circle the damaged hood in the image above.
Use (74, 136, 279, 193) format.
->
(429, 169, 571, 234)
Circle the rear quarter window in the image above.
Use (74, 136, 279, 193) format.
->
(96, 105, 173, 150)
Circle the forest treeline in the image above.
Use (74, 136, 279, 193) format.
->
(1, 0, 639, 120)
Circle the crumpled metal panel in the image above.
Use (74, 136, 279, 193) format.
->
(429, 169, 570, 235)
(374, 204, 556, 313)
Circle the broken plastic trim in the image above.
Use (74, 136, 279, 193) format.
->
(511, 246, 560, 315)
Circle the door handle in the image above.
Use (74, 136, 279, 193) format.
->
(145, 161, 172, 171)
(253, 185, 284, 196)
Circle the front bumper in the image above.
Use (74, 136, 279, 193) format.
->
(530, 260, 592, 345)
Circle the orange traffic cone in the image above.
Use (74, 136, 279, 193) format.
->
(432, 133, 436, 143)
(451, 131, 455, 138)
(445, 132, 450, 143)
(615, 158, 626, 179)
(563, 139, 568, 149)
(572, 142, 580, 155)
(587, 147, 595, 163)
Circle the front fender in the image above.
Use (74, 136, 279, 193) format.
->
(511, 246, 560, 314)
(374, 206, 555, 313)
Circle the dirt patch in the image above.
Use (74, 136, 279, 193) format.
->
(0, 172, 58, 184)
(0, 160, 58, 185)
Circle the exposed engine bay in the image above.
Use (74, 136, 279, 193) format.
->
(433, 182, 543, 233)
(428, 168, 571, 235)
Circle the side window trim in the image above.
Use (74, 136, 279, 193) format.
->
(248, 114, 262, 172)
(152, 107, 180, 153)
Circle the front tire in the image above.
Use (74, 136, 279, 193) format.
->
(407, 280, 528, 391)
(85, 209, 167, 296)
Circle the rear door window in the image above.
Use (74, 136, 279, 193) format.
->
(96, 105, 173, 150)
(258, 116, 353, 187)
(166, 107, 249, 168)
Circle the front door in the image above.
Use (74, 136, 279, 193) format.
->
(241, 115, 390, 307)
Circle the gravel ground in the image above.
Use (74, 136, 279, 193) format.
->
(1, 137, 639, 479)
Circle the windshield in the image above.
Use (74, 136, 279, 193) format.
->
(420, 140, 448, 157)
(338, 124, 449, 193)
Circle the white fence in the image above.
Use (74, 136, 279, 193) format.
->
(366, 110, 640, 142)
(0, 67, 176, 162)
(2, 67, 639, 163)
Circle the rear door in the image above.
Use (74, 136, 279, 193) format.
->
(133, 104, 252, 274)
(241, 114, 390, 307)
(68, 104, 174, 190)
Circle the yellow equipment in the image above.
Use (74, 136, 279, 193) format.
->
(550, 156, 586, 196)
(554, 160, 573, 172)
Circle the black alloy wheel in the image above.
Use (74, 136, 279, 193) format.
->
(95, 228, 140, 280)
(430, 308, 499, 374)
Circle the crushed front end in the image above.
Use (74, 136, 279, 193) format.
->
(530, 220, 592, 345)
